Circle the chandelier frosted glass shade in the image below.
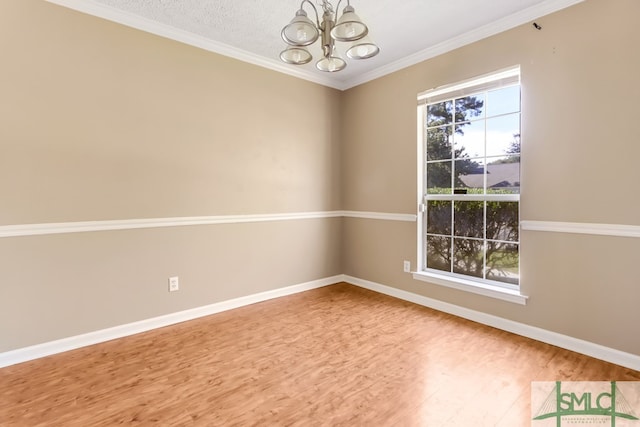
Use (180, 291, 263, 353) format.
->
(330, 5, 368, 42)
(279, 1, 379, 73)
(316, 56, 347, 72)
(281, 9, 319, 46)
(280, 46, 313, 65)
(346, 35, 380, 60)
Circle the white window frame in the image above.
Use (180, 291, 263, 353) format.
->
(414, 66, 527, 305)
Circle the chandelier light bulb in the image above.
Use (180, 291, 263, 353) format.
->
(346, 35, 380, 60)
(296, 26, 308, 41)
(280, 46, 313, 65)
(316, 56, 346, 72)
(330, 5, 368, 42)
(281, 9, 319, 46)
(343, 23, 356, 39)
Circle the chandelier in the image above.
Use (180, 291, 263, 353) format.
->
(279, 0, 379, 72)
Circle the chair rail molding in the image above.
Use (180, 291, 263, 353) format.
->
(0, 211, 416, 238)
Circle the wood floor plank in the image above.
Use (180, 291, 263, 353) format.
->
(1, 283, 638, 426)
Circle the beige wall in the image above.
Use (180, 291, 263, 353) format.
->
(0, 1, 342, 351)
(342, 0, 640, 355)
(0, 2, 343, 224)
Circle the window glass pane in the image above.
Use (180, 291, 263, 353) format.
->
(486, 242, 519, 285)
(454, 121, 484, 159)
(426, 161, 452, 194)
(427, 101, 453, 127)
(487, 85, 520, 117)
(454, 160, 484, 194)
(427, 201, 452, 235)
(505, 132, 520, 155)
(453, 238, 483, 278)
(427, 126, 453, 161)
(486, 202, 519, 242)
(486, 156, 520, 194)
(426, 236, 451, 272)
(486, 113, 520, 158)
(454, 94, 485, 123)
(454, 201, 484, 238)
(453, 120, 485, 158)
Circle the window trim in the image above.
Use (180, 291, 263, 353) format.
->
(417, 66, 521, 104)
(416, 66, 527, 305)
(412, 270, 528, 305)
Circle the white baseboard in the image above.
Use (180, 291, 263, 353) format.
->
(3, 274, 639, 372)
(0, 276, 341, 368)
(342, 275, 640, 372)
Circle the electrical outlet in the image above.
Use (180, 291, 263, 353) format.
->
(403, 260, 411, 273)
(168, 276, 179, 292)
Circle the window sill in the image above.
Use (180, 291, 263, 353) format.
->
(412, 271, 528, 305)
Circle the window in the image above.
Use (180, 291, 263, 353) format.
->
(416, 67, 522, 296)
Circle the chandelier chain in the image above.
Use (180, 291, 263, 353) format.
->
(317, 0, 334, 14)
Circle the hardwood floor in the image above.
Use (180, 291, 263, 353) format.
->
(1, 283, 638, 426)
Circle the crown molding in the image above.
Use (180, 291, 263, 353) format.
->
(45, 0, 584, 91)
(341, 0, 585, 89)
(44, 0, 344, 90)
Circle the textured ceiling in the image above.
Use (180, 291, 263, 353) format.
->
(47, 0, 583, 89)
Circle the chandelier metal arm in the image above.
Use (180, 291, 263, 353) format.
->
(301, 0, 348, 30)
(334, 0, 343, 18)
(299, 0, 321, 28)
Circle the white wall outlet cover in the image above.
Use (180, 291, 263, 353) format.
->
(168, 276, 179, 292)
(403, 261, 411, 273)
